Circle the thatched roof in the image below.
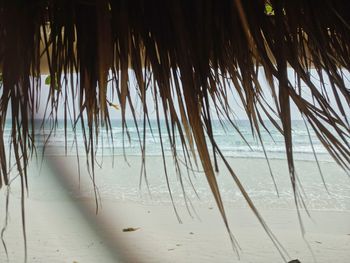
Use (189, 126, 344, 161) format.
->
(0, 0, 350, 261)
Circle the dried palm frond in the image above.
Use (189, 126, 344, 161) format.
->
(0, 0, 349, 261)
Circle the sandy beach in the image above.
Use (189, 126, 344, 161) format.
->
(1, 156, 350, 262)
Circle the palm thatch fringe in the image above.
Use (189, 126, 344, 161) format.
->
(0, 0, 350, 261)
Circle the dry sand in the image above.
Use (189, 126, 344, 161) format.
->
(1, 198, 350, 263)
(1, 156, 350, 262)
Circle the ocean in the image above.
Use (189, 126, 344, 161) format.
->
(2, 119, 350, 212)
(10, 119, 333, 162)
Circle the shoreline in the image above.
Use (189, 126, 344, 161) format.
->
(36, 151, 336, 162)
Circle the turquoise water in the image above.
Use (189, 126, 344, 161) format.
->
(3, 119, 350, 211)
(5, 119, 334, 162)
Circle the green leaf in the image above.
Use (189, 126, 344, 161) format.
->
(45, 74, 60, 91)
(45, 75, 51, 85)
(265, 2, 275, 16)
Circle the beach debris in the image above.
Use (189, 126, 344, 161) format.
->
(189, 232, 194, 235)
(168, 248, 175, 251)
(288, 260, 301, 263)
(315, 241, 322, 244)
(122, 227, 140, 232)
(176, 244, 182, 247)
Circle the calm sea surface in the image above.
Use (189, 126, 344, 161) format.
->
(3, 119, 336, 162)
(3, 119, 350, 211)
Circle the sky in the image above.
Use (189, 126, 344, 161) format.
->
(29, 68, 350, 122)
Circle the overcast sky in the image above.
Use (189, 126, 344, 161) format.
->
(33, 68, 349, 122)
